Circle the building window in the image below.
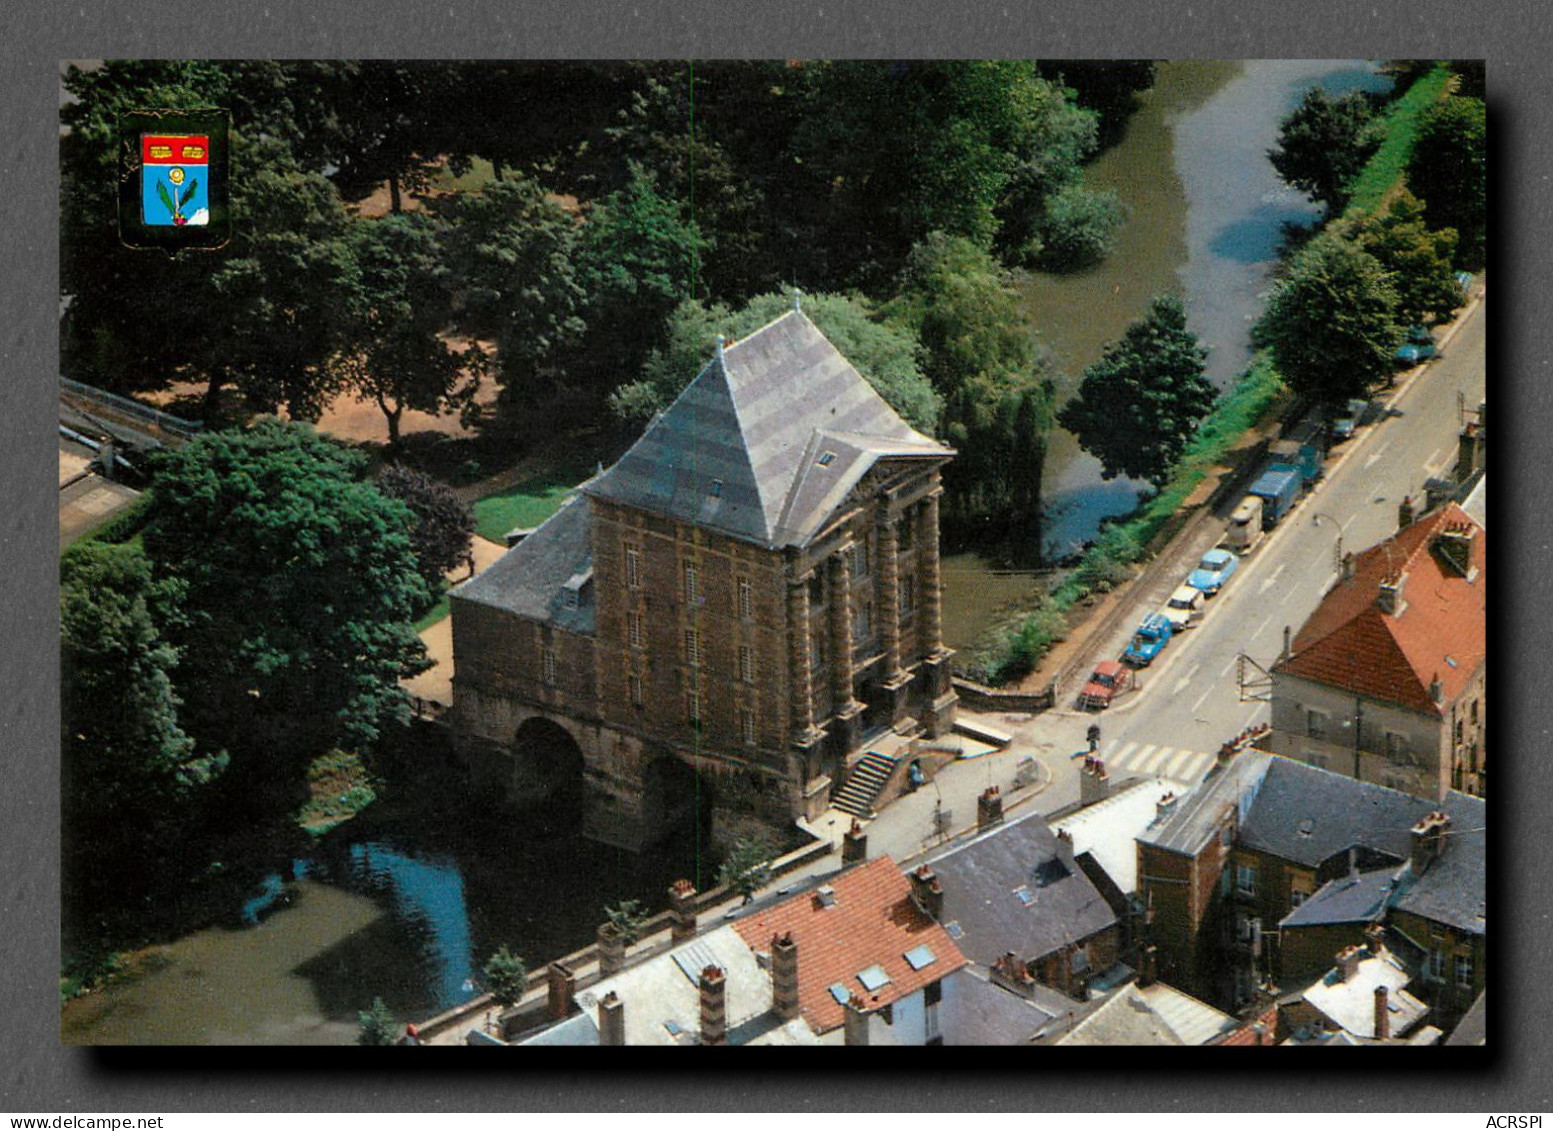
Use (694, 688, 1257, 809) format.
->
(1306, 710, 1327, 740)
(1385, 731, 1410, 761)
(924, 979, 943, 1007)
(683, 561, 700, 605)
(739, 644, 755, 684)
(737, 577, 753, 621)
(1290, 889, 1307, 908)
(628, 611, 645, 649)
(625, 546, 641, 590)
(1235, 864, 1255, 897)
(1427, 948, 1446, 981)
(628, 672, 644, 709)
(685, 628, 701, 667)
(542, 648, 557, 686)
(1470, 699, 1478, 726)
(1455, 953, 1474, 989)
(739, 707, 756, 746)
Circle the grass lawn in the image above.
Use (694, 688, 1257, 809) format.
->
(429, 156, 500, 194)
(470, 458, 597, 544)
(1344, 63, 1452, 217)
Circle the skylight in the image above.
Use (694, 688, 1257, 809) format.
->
(903, 944, 937, 971)
(857, 964, 891, 992)
(828, 983, 851, 1005)
(817, 451, 837, 467)
(944, 921, 965, 940)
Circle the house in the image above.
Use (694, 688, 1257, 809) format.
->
(1280, 937, 1430, 1043)
(1265, 500, 1485, 799)
(1136, 751, 1485, 1015)
(917, 804, 1121, 1000)
(1044, 981, 1236, 1047)
(450, 304, 957, 850)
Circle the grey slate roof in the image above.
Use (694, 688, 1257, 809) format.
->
(1137, 751, 1274, 857)
(1391, 792, 1486, 935)
(926, 808, 1118, 967)
(1238, 757, 1439, 869)
(584, 310, 949, 549)
(1280, 868, 1396, 929)
(933, 968, 1056, 1045)
(451, 492, 595, 633)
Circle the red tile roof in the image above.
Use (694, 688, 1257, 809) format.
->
(731, 856, 967, 1034)
(1275, 503, 1485, 714)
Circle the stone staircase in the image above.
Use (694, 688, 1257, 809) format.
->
(832, 750, 900, 818)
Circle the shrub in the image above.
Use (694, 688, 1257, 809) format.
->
(483, 945, 529, 1007)
(1037, 184, 1126, 272)
(357, 997, 398, 1046)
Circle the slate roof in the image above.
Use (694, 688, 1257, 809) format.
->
(918, 967, 1057, 1046)
(1274, 502, 1485, 715)
(925, 807, 1119, 968)
(1391, 792, 1486, 936)
(583, 310, 950, 549)
(729, 855, 967, 1035)
(1280, 868, 1396, 929)
(1054, 774, 1191, 895)
(1446, 992, 1487, 1045)
(451, 491, 594, 632)
(1137, 751, 1274, 857)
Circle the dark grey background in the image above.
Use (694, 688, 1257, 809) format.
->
(2, 0, 1542, 1111)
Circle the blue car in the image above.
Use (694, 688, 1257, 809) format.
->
(1395, 326, 1437, 367)
(1188, 548, 1239, 596)
(1123, 612, 1173, 667)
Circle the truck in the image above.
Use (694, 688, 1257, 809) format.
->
(1223, 494, 1264, 554)
(1268, 437, 1322, 488)
(1078, 660, 1133, 711)
(1123, 612, 1174, 667)
(1247, 465, 1302, 528)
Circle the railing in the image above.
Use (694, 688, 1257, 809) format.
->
(60, 377, 204, 440)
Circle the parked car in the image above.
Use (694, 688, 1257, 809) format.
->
(1123, 612, 1173, 667)
(1078, 660, 1133, 711)
(1330, 398, 1370, 443)
(1188, 548, 1239, 596)
(1160, 584, 1206, 631)
(1394, 326, 1437, 367)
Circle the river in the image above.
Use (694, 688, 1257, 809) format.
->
(62, 59, 1393, 1044)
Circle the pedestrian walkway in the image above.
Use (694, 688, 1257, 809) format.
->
(1093, 739, 1218, 785)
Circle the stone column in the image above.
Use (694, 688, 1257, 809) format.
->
(787, 572, 817, 742)
(918, 492, 945, 658)
(876, 507, 911, 726)
(828, 544, 862, 756)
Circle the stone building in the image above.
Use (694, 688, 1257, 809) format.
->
(449, 307, 956, 850)
(1265, 500, 1486, 799)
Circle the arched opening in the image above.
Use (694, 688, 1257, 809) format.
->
(642, 755, 714, 865)
(510, 716, 585, 812)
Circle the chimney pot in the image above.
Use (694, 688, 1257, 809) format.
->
(1335, 944, 1363, 983)
(842, 819, 869, 867)
(699, 965, 728, 1046)
(668, 879, 699, 944)
(977, 786, 1005, 829)
(772, 932, 800, 1021)
(546, 961, 577, 1021)
(1374, 985, 1391, 1041)
(598, 991, 625, 1046)
(1398, 495, 1415, 529)
(842, 994, 869, 1047)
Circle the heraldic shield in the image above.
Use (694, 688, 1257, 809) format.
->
(141, 134, 210, 227)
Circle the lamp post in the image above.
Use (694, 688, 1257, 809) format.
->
(1311, 512, 1344, 577)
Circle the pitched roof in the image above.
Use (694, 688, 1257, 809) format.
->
(1137, 751, 1274, 857)
(583, 310, 949, 549)
(1274, 502, 1485, 715)
(1391, 792, 1486, 936)
(925, 807, 1119, 968)
(729, 855, 967, 1035)
(1054, 774, 1192, 895)
(1299, 949, 1428, 1040)
(1280, 868, 1397, 929)
(451, 491, 594, 632)
(916, 967, 1057, 1046)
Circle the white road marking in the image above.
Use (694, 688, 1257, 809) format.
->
(1128, 744, 1159, 771)
(1422, 446, 1444, 474)
(1138, 746, 1173, 773)
(1219, 656, 1240, 679)
(1364, 441, 1391, 469)
(1258, 564, 1286, 593)
(1254, 613, 1274, 638)
(1163, 748, 1195, 778)
(1172, 663, 1201, 695)
(1191, 684, 1216, 713)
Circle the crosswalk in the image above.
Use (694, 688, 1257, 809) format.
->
(1092, 740, 1218, 784)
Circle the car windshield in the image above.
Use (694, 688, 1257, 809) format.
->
(1199, 556, 1222, 571)
(1094, 672, 1115, 687)
(1169, 595, 1192, 609)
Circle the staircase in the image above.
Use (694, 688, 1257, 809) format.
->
(832, 750, 900, 818)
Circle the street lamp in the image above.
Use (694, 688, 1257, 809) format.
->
(1311, 512, 1344, 577)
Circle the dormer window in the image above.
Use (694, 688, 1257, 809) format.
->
(817, 451, 836, 467)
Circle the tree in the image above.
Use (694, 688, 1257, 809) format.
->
(61, 542, 226, 939)
(1268, 87, 1381, 215)
(375, 464, 477, 599)
(717, 838, 774, 905)
(1406, 95, 1487, 267)
(482, 946, 529, 1007)
(1254, 232, 1402, 407)
(1059, 295, 1215, 486)
(440, 177, 586, 408)
(1338, 189, 1461, 328)
(1030, 181, 1127, 272)
(141, 419, 432, 789)
(336, 213, 482, 447)
(615, 291, 941, 434)
(357, 997, 399, 1045)
(604, 899, 649, 947)
(889, 232, 1056, 560)
(1036, 60, 1157, 147)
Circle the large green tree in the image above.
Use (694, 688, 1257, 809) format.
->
(1254, 232, 1402, 407)
(141, 419, 431, 789)
(1406, 95, 1487, 267)
(61, 542, 225, 938)
(1059, 295, 1215, 487)
(1268, 87, 1381, 216)
(1338, 189, 1461, 328)
(376, 463, 477, 601)
(614, 291, 941, 434)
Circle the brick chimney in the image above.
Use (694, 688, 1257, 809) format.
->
(1363, 922, 1386, 958)
(597, 921, 626, 976)
(668, 879, 698, 944)
(1374, 985, 1391, 1041)
(699, 965, 727, 1046)
(1398, 495, 1415, 529)
(1334, 944, 1363, 983)
(546, 961, 576, 1020)
(1377, 570, 1407, 616)
(909, 864, 944, 921)
(1139, 944, 1159, 988)
(598, 991, 625, 1046)
(843, 994, 870, 1047)
(1409, 810, 1451, 873)
(977, 785, 1005, 829)
(1079, 756, 1111, 806)
(1433, 523, 1477, 578)
(1155, 792, 1178, 823)
(841, 819, 868, 867)
(1055, 827, 1074, 850)
(771, 932, 800, 1021)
